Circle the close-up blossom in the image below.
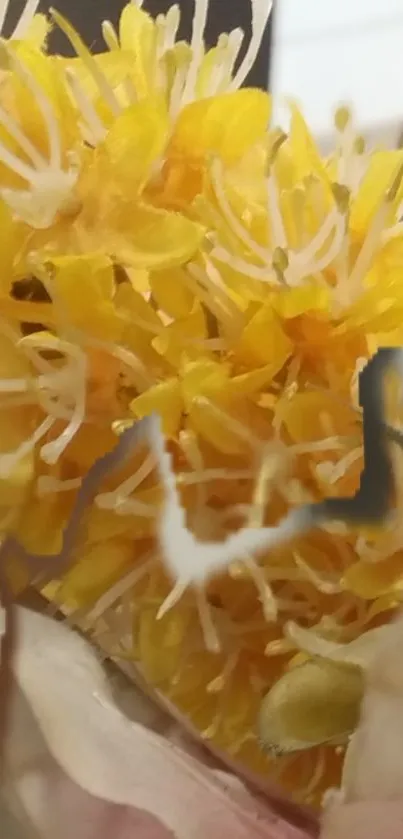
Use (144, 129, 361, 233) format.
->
(1, 0, 403, 829)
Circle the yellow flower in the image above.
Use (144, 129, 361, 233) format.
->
(68, 0, 273, 115)
(50, 4, 272, 210)
(1, 0, 403, 814)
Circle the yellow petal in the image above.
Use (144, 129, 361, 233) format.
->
(130, 378, 183, 438)
(115, 283, 173, 376)
(286, 621, 391, 669)
(350, 151, 403, 236)
(17, 14, 51, 49)
(0, 329, 31, 380)
(0, 409, 34, 524)
(343, 555, 403, 599)
(18, 493, 68, 555)
(183, 379, 259, 456)
(101, 99, 169, 192)
(276, 391, 356, 443)
(0, 201, 25, 291)
(188, 398, 248, 455)
(149, 268, 194, 319)
(118, 2, 157, 98)
(114, 281, 163, 332)
(50, 254, 121, 341)
(258, 658, 363, 754)
(234, 301, 292, 371)
(181, 359, 231, 405)
(107, 204, 205, 270)
(170, 89, 271, 166)
(8, 44, 79, 153)
(61, 51, 134, 101)
(273, 281, 330, 319)
(229, 364, 279, 397)
(287, 102, 331, 189)
(59, 540, 135, 609)
(138, 596, 192, 683)
(152, 307, 207, 366)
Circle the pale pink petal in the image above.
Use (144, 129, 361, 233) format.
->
(6, 608, 309, 839)
(320, 612, 403, 838)
(320, 801, 403, 839)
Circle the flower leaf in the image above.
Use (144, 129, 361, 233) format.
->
(258, 658, 364, 755)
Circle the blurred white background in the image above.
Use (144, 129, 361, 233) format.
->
(272, 0, 403, 147)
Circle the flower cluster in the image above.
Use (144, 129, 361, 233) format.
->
(1, 0, 403, 808)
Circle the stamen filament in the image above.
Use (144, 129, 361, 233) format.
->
(51, 9, 121, 117)
(196, 586, 221, 652)
(101, 20, 119, 51)
(0, 414, 54, 478)
(96, 451, 156, 510)
(36, 476, 82, 496)
(65, 68, 107, 145)
(0, 102, 46, 169)
(230, 0, 273, 90)
(210, 157, 270, 262)
(181, 0, 209, 104)
(11, 0, 41, 39)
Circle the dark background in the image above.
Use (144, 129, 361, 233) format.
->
(7, 0, 275, 89)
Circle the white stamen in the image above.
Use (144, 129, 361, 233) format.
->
(8, 47, 61, 168)
(168, 62, 189, 119)
(0, 415, 54, 478)
(316, 447, 362, 486)
(212, 245, 275, 283)
(11, 0, 41, 39)
(36, 476, 82, 496)
(196, 586, 221, 653)
(210, 157, 270, 262)
(96, 452, 155, 511)
(207, 29, 244, 95)
(185, 265, 238, 329)
(201, 256, 243, 322)
(265, 637, 294, 656)
(179, 428, 206, 510)
(65, 68, 107, 146)
(296, 209, 342, 268)
(181, 0, 209, 104)
(20, 333, 87, 465)
(293, 553, 341, 595)
(267, 173, 288, 250)
(244, 555, 277, 620)
(157, 4, 180, 53)
(299, 749, 327, 801)
(102, 498, 156, 518)
(0, 102, 46, 168)
(86, 558, 155, 625)
(383, 221, 403, 243)
(207, 652, 238, 692)
(304, 217, 346, 276)
(0, 0, 9, 32)
(101, 20, 119, 51)
(291, 437, 352, 455)
(0, 47, 79, 228)
(51, 9, 121, 117)
(230, 0, 273, 90)
(178, 467, 253, 486)
(156, 579, 187, 620)
(348, 204, 392, 301)
(0, 139, 38, 181)
(193, 396, 261, 449)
